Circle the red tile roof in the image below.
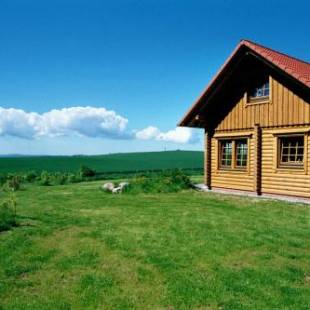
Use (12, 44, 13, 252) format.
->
(179, 40, 310, 126)
(243, 40, 310, 88)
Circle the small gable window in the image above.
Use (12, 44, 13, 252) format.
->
(247, 76, 270, 103)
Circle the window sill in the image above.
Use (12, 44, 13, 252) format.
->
(278, 165, 304, 170)
(246, 99, 270, 106)
(218, 168, 248, 173)
(275, 165, 305, 174)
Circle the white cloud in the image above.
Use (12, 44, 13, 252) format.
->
(0, 106, 200, 144)
(0, 106, 129, 139)
(157, 127, 196, 144)
(40, 107, 129, 138)
(0, 107, 41, 139)
(135, 126, 198, 144)
(135, 126, 160, 140)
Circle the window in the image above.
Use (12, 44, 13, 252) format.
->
(278, 135, 304, 167)
(219, 138, 248, 169)
(220, 140, 232, 167)
(248, 76, 270, 103)
(236, 139, 248, 167)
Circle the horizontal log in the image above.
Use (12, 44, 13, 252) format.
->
(262, 188, 310, 198)
(262, 184, 310, 194)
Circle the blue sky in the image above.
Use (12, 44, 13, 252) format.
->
(0, 0, 309, 155)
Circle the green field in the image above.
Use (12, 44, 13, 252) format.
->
(0, 182, 309, 309)
(0, 151, 203, 174)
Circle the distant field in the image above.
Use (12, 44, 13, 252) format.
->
(0, 151, 203, 174)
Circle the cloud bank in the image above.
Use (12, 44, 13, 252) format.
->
(135, 126, 197, 144)
(0, 106, 199, 144)
(0, 107, 128, 140)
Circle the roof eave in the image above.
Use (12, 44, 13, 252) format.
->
(178, 41, 248, 128)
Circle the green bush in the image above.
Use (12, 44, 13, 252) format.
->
(39, 171, 51, 186)
(0, 173, 7, 185)
(68, 173, 83, 183)
(52, 172, 68, 185)
(123, 169, 192, 194)
(79, 166, 96, 178)
(36, 170, 85, 186)
(0, 195, 17, 232)
(0, 168, 99, 188)
(24, 171, 38, 183)
(67, 173, 77, 184)
(5, 175, 22, 191)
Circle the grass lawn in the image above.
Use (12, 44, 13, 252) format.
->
(0, 181, 309, 309)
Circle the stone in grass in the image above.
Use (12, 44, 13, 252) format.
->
(112, 186, 122, 194)
(102, 182, 129, 193)
(118, 182, 129, 189)
(102, 182, 115, 192)
(112, 182, 129, 193)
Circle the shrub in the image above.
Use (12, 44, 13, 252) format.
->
(123, 169, 192, 194)
(52, 172, 68, 185)
(0, 173, 7, 185)
(68, 173, 83, 183)
(79, 166, 96, 178)
(5, 175, 22, 192)
(36, 171, 84, 186)
(166, 169, 192, 188)
(24, 171, 38, 183)
(0, 194, 17, 232)
(67, 173, 77, 184)
(39, 171, 51, 186)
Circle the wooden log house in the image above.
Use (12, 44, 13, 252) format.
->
(179, 40, 310, 199)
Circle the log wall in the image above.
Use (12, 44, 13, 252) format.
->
(207, 75, 310, 198)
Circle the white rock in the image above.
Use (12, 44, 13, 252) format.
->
(102, 182, 115, 192)
(112, 186, 122, 194)
(119, 182, 129, 189)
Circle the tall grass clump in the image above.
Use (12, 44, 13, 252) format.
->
(3, 175, 22, 192)
(123, 169, 192, 194)
(0, 194, 17, 232)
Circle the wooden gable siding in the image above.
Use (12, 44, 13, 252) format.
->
(216, 76, 310, 131)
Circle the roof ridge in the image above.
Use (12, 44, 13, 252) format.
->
(241, 39, 310, 66)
